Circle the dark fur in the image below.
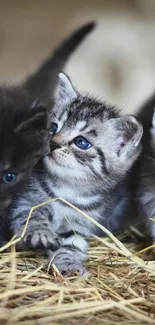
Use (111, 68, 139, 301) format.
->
(0, 22, 95, 243)
(128, 94, 155, 242)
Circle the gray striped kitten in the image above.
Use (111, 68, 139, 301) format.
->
(10, 73, 143, 275)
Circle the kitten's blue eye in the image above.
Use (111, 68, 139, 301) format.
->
(74, 136, 91, 150)
(50, 122, 58, 134)
(2, 173, 16, 184)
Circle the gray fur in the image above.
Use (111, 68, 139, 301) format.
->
(10, 73, 143, 274)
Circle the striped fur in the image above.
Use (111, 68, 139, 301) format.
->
(10, 73, 143, 275)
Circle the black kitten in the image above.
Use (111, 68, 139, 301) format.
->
(0, 22, 95, 244)
(128, 94, 155, 243)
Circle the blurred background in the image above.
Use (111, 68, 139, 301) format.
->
(1, 0, 155, 113)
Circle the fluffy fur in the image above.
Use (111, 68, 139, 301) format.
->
(10, 73, 143, 275)
(0, 22, 95, 243)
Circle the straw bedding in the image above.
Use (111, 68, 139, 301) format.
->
(0, 197, 155, 325)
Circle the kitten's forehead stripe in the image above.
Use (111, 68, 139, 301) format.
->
(96, 147, 109, 175)
(67, 97, 118, 124)
(58, 109, 67, 122)
(86, 130, 97, 137)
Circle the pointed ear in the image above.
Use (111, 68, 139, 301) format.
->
(14, 106, 49, 135)
(115, 115, 143, 158)
(56, 72, 77, 105)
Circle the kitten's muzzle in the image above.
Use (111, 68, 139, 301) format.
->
(50, 140, 61, 151)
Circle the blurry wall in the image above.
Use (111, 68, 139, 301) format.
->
(0, 0, 155, 113)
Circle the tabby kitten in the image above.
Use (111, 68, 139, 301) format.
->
(10, 73, 143, 274)
(0, 22, 95, 244)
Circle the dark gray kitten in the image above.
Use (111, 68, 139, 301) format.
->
(0, 22, 95, 245)
(10, 73, 143, 275)
(129, 94, 155, 244)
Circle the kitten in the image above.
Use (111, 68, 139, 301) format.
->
(10, 73, 143, 274)
(129, 94, 155, 244)
(0, 22, 95, 244)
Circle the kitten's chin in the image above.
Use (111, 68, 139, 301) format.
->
(48, 155, 56, 162)
(47, 152, 61, 165)
(44, 155, 65, 171)
(44, 156, 86, 181)
(46, 155, 60, 167)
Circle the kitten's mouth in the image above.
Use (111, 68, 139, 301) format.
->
(48, 152, 62, 166)
(48, 152, 56, 161)
(47, 153, 67, 169)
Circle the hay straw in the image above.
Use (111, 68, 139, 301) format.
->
(0, 197, 155, 324)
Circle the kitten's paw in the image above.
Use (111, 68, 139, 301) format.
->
(48, 248, 90, 277)
(23, 227, 61, 251)
(49, 258, 89, 277)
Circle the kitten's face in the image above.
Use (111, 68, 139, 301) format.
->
(0, 86, 50, 208)
(45, 73, 143, 186)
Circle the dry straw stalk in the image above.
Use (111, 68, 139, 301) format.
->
(0, 197, 154, 324)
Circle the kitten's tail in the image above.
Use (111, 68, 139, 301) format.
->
(24, 22, 95, 97)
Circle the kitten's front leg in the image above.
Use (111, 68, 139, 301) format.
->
(48, 235, 89, 276)
(23, 212, 61, 250)
(12, 209, 61, 251)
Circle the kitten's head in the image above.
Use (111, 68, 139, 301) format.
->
(45, 73, 143, 188)
(0, 86, 50, 205)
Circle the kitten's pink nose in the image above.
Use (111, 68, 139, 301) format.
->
(50, 140, 61, 151)
(53, 134, 62, 143)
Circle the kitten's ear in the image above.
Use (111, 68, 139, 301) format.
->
(115, 115, 143, 158)
(56, 72, 77, 104)
(14, 106, 49, 135)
